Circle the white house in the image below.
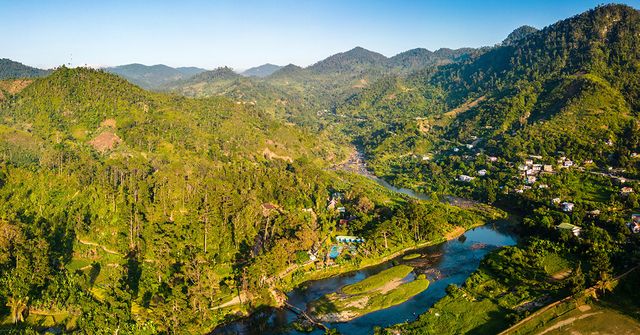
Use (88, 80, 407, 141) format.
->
(561, 202, 575, 212)
(458, 175, 475, 182)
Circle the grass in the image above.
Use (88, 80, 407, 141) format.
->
(402, 253, 421, 260)
(539, 253, 571, 276)
(342, 265, 413, 295)
(514, 302, 640, 335)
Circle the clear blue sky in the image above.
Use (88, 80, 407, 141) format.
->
(2, 0, 639, 70)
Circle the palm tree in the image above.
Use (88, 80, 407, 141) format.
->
(6, 296, 28, 323)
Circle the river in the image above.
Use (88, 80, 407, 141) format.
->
(214, 224, 516, 335)
(214, 150, 517, 334)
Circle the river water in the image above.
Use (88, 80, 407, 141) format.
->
(213, 151, 517, 335)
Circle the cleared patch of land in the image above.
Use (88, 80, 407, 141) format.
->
(535, 303, 640, 335)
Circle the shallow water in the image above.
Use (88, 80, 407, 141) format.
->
(213, 223, 516, 335)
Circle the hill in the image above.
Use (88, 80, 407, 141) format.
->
(104, 63, 207, 89)
(502, 25, 539, 45)
(388, 47, 477, 72)
(337, 4, 640, 184)
(242, 63, 282, 77)
(307, 46, 388, 74)
(0, 58, 49, 80)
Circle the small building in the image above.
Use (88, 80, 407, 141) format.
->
(563, 160, 574, 168)
(543, 165, 554, 172)
(532, 164, 543, 171)
(339, 219, 349, 226)
(477, 169, 487, 177)
(337, 207, 346, 213)
(488, 156, 498, 162)
(525, 159, 534, 166)
(620, 187, 634, 196)
(538, 184, 549, 189)
(587, 209, 601, 217)
(629, 214, 640, 233)
(453, 147, 460, 153)
(584, 160, 594, 165)
(525, 176, 537, 185)
(552, 197, 561, 205)
(327, 198, 337, 210)
(557, 222, 582, 237)
(458, 175, 475, 182)
(336, 235, 364, 243)
(561, 202, 575, 212)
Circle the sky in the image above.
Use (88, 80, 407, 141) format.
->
(2, 0, 640, 70)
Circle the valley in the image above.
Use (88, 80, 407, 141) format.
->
(0, 2, 640, 335)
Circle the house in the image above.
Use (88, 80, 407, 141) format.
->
(453, 147, 460, 152)
(543, 165, 554, 172)
(561, 202, 575, 212)
(584, 160, 594, 165)
(526, 176, 537, 184)
(563, 160, 574, 168)
(458, 175, 475, 182)
(477, 169, 487, 177)
(621, 187, 634, 196)
(466, 144, 474, 149)
(587, 209, 601, 217)
(530, 155, 543, 160)
(525, 159, 534, 166)
(629, 214, 640, 233)
(337, 207, 346, 213)
(488, 156, 498, 162)
(327, 198, 337, 210)
(538, 184, 549, 189)
(557, 222, 582, 237)
(552, 198, 561, 205)
(532, 164, 543, 171)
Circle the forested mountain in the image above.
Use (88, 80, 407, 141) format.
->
(387, 47, 478, 72)
(307, 46, 388, 74)
(162, 46, 480, 121)
(0, 59, 49, 80)
(501, 25, 539, 45)
(241, 63, 282, 77)
(339, 4, 640, 182)
(104, 63, 207, 89)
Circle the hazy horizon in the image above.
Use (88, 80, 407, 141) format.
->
(3, 0, 640, 70)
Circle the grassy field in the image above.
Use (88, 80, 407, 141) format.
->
(309, 265, 429, 322)
(523, 303, 640, 335)
(342, 265, 413, 294)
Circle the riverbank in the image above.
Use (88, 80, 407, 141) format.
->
(279, 219, 490, 293)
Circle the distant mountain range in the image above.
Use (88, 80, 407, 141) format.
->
(0, 59, 49, 80)
(241, 63, 282, 77)
(103, 63, 208, 89)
